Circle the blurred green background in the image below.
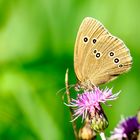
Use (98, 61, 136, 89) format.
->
(0, 0, 139, 139)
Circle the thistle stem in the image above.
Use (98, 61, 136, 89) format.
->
(100, 132, 106, 140)
(65, 69, 78, 140)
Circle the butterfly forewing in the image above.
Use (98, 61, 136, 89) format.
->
(74, 17, 110, 83)
(74, 17, 132, 88)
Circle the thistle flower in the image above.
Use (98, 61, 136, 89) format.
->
(66, 87, 120, 132)
(109, 116, 140, 140)
(67, 87, 120, 121)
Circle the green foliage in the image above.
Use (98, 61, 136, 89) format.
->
(0, 0, 139, 139)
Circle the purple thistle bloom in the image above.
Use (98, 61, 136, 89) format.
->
(66, 87, 120, 122)
(109, 116, 140, 140)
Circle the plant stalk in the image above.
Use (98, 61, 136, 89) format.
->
(65, 69, 78, 140)
(100, 132, 106, 140)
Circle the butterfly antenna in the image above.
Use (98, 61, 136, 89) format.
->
(56, 87, 67, 95)
(56, 84, 75, 95)
(58, 84, 75, 102)
(67, 84, 75, 93)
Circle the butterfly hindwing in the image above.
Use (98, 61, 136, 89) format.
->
(89, 35, 132, 85)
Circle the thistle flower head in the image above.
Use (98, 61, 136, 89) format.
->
(109, 116, 140, 140)
(67, 87, 120, 122)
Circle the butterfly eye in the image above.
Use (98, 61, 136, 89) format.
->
(83, 37, 88, 43)
(109, 51, 115, 57)
(114, 58, 119, 64)
(92, 38, 97, 44)
(96, 52, 101, 58)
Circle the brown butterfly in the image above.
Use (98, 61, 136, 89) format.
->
(74, 17, 132, 90)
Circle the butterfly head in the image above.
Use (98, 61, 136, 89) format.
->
(74, 83, 81, 91)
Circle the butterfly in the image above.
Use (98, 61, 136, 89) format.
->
(74, 17, 132, 90)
